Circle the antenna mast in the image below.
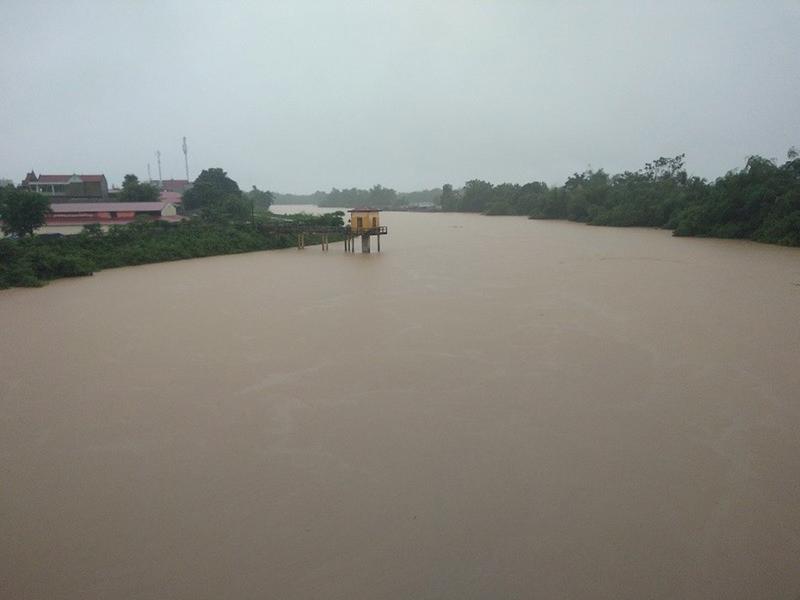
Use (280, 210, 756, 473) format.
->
(156, 150, 162, 188)
(182, 137, 189, 181)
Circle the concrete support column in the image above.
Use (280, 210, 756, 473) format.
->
(361, 234, 371, 254)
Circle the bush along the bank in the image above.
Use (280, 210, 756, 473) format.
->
(438, 151, 800, 247)
(0, 213, 344, 289)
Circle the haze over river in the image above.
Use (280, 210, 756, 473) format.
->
(2, 209, 799, 599)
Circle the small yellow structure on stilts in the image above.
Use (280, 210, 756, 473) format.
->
(346, 208, 387, 254)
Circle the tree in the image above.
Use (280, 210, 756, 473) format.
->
(461, 180, 493, 212)
(0, 188, 52, 237)
(182, 168, 241, 211)
(368, 184, 397, 207)
(245, 186, 274, 210)
(201, 194, 251, 223)
(119, 174, 159, 202)
(440, 184, 460, 210)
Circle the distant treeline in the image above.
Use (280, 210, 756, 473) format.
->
(274, 185, 441, 208)
(440, 152, 800, 247)
(0, 212, 343, 289)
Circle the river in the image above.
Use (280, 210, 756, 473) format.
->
(1, 209, 799, 599)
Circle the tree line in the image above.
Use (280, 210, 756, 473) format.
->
(274, 185, 441, 208)
(439, 151, 800, 246)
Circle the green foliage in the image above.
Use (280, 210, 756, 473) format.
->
(201, 194, 251, 223)
(672, 156, 800, 244)
(439, 179, 550, 216)
(0, 212, 344, 289)
(322, 187, 373, 207)
(368, 184, 396, 207)
(274, 186, 441, 209)
(433, 151, 800, 246)
(396, 188, 441, 206)
(0, 188, 52, 237)
(119, 174, 160, 202)
(520, 152, 800, 246)
(245, 186, 274, 210)
(182, 168, 242, 211)
(440, 184, 459, 210)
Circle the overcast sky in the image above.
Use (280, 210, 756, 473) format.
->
(2, 1, 799, 193)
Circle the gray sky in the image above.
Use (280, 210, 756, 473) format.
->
(2, 0, 799, 193)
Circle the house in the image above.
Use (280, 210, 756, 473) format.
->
(20, 171, 109, 203)
(38, 201, 180, 235)
(159, 179, 192, 194)
(348, 208, 382, 232)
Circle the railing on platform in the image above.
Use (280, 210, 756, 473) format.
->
(348, 225, 388, 235)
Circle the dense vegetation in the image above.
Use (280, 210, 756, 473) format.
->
(274, 186, 441, 208)
(0, 212, 344, 289)
(119, 174, 159, 202)
(439, 151, 800, 246)
(0, 186, 52, 237)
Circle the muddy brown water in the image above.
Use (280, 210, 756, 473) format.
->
(1, 210, 799, 599)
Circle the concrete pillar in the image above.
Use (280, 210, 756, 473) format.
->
(377, 235, 380, 253)
(361, 234, 370, 253)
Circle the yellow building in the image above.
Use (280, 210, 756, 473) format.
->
(348, 208, 381, 233)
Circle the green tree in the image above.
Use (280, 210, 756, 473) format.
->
(368, 184, 397, 207)
(461, 180, 493, 212)
(440, 184, 460, 210)
(119, 174, 159, 202)
(201, 194, 251, 223)
(0, 188, 52, 237)
(246, 186, 274, 210)
(182, 168, 242, 211)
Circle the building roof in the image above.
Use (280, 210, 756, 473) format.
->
(50, 202, 172, 213)
(159, 191, 182, 203)
(348, 208, 383, 212)
(31, 174, 107, 184)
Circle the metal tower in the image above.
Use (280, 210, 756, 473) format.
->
(182, 137, 189, 181)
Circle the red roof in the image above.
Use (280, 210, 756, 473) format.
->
(50, 202, 172, 213)
(45, 216, 183, 225)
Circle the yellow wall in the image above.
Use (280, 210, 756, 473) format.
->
(350, 211, 380, 232)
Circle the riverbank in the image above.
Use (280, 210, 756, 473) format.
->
(0, 213, 343, 289)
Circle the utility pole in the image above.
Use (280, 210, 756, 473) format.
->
(156, 150, 162, 189)
(182, 137, 189, 182)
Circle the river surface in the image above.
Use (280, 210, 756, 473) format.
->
(1, 209, 799, 599)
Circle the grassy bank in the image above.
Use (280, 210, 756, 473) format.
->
(0, 214, 343, 289)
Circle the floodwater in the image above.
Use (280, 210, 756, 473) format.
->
(1, 210, 799, 599)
